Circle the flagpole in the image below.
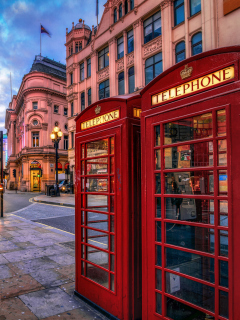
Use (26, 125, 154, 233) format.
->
(40, 23, 41, 56)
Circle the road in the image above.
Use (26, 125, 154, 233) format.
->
(3, 191, 39, 213)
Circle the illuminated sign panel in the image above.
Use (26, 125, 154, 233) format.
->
(133, 108, 142, 118)
(152, 66, 234, 106)
(81, 110, 120, 130)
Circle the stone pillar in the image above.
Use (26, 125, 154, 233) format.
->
(123, 31, 128, 94)
(201, 0, 217, 51)
(133, 19, 143, 89)
(160, 0, 173, 71)
(109, 37, 117, 96)
(91, 50, 98, 104)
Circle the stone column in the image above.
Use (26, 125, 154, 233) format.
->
(201, 0, 217, 51)
(160, 0, 173, 71)
(133, 19, 143, 89)
(123, 31, 128, 94)
(109, 37, 117, 96)
(90, 50, 98, 103)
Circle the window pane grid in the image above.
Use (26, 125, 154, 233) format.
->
(154, 109, 229, 318)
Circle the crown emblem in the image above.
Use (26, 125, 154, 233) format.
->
(180, 64, 193, 80)
(95, 105, 101, 115)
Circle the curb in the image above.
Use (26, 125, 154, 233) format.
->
(33, 198, 75, 208)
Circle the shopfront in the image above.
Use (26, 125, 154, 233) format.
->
(30, 161, 41, 192)
(75, 94, 142, 319)
(140, 47, 240, 319)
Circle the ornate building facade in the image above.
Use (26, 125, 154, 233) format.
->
(5, 56, 68, 192)
(65, 0, 240, 182)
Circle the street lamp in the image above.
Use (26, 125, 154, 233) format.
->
(50, 126, 63, 196)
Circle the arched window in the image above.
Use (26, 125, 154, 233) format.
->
(192, 32, 202, 56)
(118, 72, 124, 95)
(119, 3, 122, 19)
(175, 41, 185, 63)
(128, 67, 135, 93)
(125, 0, 128, 14)
(114, 8, 117, 23)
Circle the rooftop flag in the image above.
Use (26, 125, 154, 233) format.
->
(41, 25, 51, 37)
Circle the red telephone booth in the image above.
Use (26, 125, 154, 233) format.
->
(75, 94, 142, 319)
(141, 47, 240, 320)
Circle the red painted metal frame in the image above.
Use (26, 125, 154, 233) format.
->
(75, 94, 142, 319)
(141, 47, 240, 320)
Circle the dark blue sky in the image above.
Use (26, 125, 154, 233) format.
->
(0, 0, 105, 132)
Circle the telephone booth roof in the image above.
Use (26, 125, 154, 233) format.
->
(75, 93, 141, 133)
(141, 46, 240, 113)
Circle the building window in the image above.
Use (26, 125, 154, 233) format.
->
(81, 92, 85, 111)
(144, 11, 161, 44)
(54, 105, 59, 113)
(71, 132, 74, 148)
(70, 73, 73, 85)
(32, 132, 39, 147)
(190, 0, 201, 16)
(127, 29, 134, 53)
(69, 44, 73, 57)
(80, 62, 84, 81)
(192, 32, 202, 56)
(64, 107, 68, 116)
(125, 0, 128, 14)
(88, 88, 92, 106)
(32, 102, 38, 110)
(99, 79, 110, 100)
(98, 47, 109, 70)
(71, 102, 74, 117)
(119, 3, 122, 18)
(128, 67, 135, 93)
(114, 8, 117, 23)
(175, 41, 186, 63)
(130, 0, 134, 10)
(174, 0, 185, 26)
(64, 135, 68, 150)
(75, 41, 82, 53)
(145, 52, 163, 85)
(33, 120, 38, 126)
(65, 123, 68, 130)
(118, 72, 124, 95)
(87, 58, 91, 77)
(117, 36, 124, 59)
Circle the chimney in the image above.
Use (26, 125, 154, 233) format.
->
(72, 22, 74, 30)
(66, 27, 68, 35)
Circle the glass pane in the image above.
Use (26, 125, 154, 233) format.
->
(217, 109, 226, 136)
(165, 198, 214, 224)
(81, 145, 85, 158)
(87, 229, 108, 249)
(81, 161, 84, 174)
(81, 211, 85, 225)
(220, 260, 228, 288)
(166, 247, 214, 283)
(165, 171, 214, 195)
(87, 211, 109, 232)
(175, 5, 184, 26)
(156, 173, 161, 194)
(192, 43, 202, 55)
(192, 33, 202, 45)
(86, 158, 108, 175)
(87, 194, 108, 212)
(155, 150, 161, 169)
(81, 178, 84, 192)
(110, 235, 114, 252)
(218, 140, 227, 166)
(129, 74, 135, 93)
(219, 171, 228, 194)
(156, 269, 162, 290)
(156, 245, 162, 266)
(86, 263, 108, 288)
(155, 125, 160, 146)
(87, 139, 108, 157)
(219, 230, 228, 257)
(219, 200, 228, 227)
(86, 246, 108, 269)
(145, 65, 153, 85)
(156, 197, 161, 217)
(166, 272, 215, 312)
(110, 137, 114, 154)
(110, 177, 114, 193)
(110, 196, 114, 213)
(176, 51, 185, 63)
(81, 227, 85, 242)
(156, 293, 162, 315)
(166, 223, 215, 253)
(164, 113, 212, 144)
(110, 254, 114, 272)
(110, 215, 114, 232)
(190, 0, 201, 15)
(110, 274, 114, 291)
(165, 142, 213, 169)
(110, 157, 114, 174)
(156, 221, 161, 242)
(86, 178, 108, 192)
(219, 290, 229, 318)
(154, 19, 161, 37)
(166, 297, 211, 320)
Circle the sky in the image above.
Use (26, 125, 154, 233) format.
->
(0, 0, 105, 133)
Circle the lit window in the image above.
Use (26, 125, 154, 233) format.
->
(192, 32, 202, 56)
(130, 0, 134, 10)
(145, 52, 163, 85)
(81, 92, 85, 111)
(87, 58, 91, 77)
(99, 79, 110, 100)
(127, 29, 134, 54)
(118, 72, 124, 95)
(175, 41, 186, 63)
(54, 105, 59, 113)
(125, 0, 128, 14)
(174, 0, 185, 26)
(70, 73, 73, 85)
(144, 11, 161, 44)
(80, 62, 84, 81)
(71, 102, 74, 117)
(114, 8, 117, 23)
(128, 67, 135, 93)
(119, 3, 122, 18)
(88, 88, 91, 106)
(64, 135, 68, 150)
(64, 108, 68, 116)
(190, 0, 201, 16)
(98, 47, 109, 70)
(32, 102, 38, 110)
(117, 36, 124, 59)
(32, 132, 39, 147)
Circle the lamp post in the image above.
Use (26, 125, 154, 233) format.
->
(50, 126, 63, 196)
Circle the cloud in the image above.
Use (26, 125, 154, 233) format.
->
(12, 1, 29, 14)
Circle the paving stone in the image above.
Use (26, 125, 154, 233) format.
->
(4, 226, 21, 231)
(48, 254, 75, 266)
(28, 238, 58, 247)
(33, 227, 52, 233)
(14, 241, 36, 249)
(0, 264, 16, 279)
(43, 307, 106, 320)
(0, 274, 44, 299)
(30, 268, 70, 288)
(19, 287, 80, 319)
(42, 233, 74, 243)
(0, 240, 20, 253)
(0, 297, 38, 320)
(54, 264, 75, 282)
(2, 248, 46, 263)
(0, 254, 9, 265)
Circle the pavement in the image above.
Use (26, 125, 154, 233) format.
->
(0, 212, 107, 320)
(33, 194, 75, 207)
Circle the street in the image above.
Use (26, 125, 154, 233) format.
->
(3, 191, 37, 213)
